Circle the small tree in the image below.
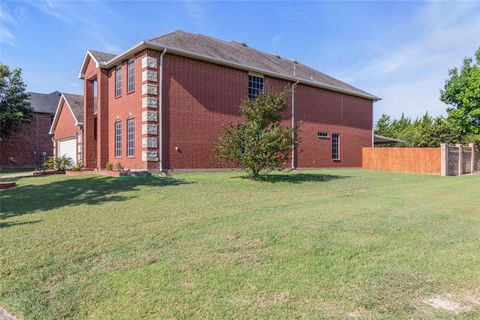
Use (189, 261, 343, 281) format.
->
(0, 64, 32, 141)
(216, 90, 299, 177)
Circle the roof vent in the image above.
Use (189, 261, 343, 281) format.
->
(232, 41, 247, 47)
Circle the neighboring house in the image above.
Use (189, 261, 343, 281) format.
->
(0, 91, 61, 168)
(56, 30, 379, 172)
(50, 93, 85, 165)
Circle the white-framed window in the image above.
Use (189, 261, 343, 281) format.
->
(248, 74, 264, 99)
(115, 66, 122, 97)
(50, 114, 55, 126)
(317, 131, 329, 139)
(127, 59, 135, 93)
(127, 118, 135, 157)
(115, 121, 122, 157)
(332, 133, 340, 160)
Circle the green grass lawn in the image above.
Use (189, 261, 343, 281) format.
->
(1, 170, 479, 319)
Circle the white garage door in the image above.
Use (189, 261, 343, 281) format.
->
(58, 138, 77, 165)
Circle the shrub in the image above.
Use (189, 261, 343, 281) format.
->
(71, 161, 84, 172)
(44, 155, 73, 171)
(114, 162, 124, 172)
(105, 162, 113, 171)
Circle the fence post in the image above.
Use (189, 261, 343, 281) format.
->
(440, 144, 447, 176)
(469, 143, 475, 174)
(456, 144, 463, 176)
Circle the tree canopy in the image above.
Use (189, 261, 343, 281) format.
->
(376, 47, 480, 146)
(0, 64, 32, 141)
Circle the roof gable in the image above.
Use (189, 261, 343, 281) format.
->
(49, 93, 84, 134)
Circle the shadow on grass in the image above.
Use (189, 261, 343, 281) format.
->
(238, 172, 349, 183)
(0, 175, 191, 226)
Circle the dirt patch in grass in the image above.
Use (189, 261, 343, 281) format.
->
(415, 292, 480, 314)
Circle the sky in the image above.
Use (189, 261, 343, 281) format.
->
(1, 0, 479, 121)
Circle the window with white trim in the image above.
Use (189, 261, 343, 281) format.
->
(127, 59, 135, 93)
(317, 131, 329, 139)
(332, 133, 340, 160)
(115, 121, 122, 157)
(127, 118, 135, 157)
(115, 66, 122, 97)
(248, 74, 264, 99)
(50, 114, 55, 126)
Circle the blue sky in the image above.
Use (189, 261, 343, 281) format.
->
(1, 1, 479, 121)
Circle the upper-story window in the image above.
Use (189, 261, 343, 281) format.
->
(50, 114, 55, 126)
(115, 66, 122, 97)
(248, 74, 264, 99)
(127, 59, 135, 93)
(332, 133, 340, 160)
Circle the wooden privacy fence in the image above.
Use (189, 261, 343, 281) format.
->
(362, 144, 479, 176)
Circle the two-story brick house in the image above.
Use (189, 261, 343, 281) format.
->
(1, 91, 60, 168)
(53, 30, 379, 172)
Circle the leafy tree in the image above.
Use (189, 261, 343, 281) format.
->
(216, 90, 299, 177)
(440, 47, 480, 142)
(0, 64, 32, 141)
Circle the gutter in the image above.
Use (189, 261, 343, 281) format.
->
(159, 48, 167, 172)
(96, 41, 380, 102)
(291, 80, 300, 170)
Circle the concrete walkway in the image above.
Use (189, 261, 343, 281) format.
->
(0, 307, 17, 320)
(0, 171, 36, 179)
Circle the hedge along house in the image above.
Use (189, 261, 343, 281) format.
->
(50, 93, 85, 165)
(75, 30, 380, 172)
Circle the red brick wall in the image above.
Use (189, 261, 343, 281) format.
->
(162, 53, 373, 169)
(162, 53, 246, 169)
(106, 50, 147, 170)
(0, 112, 54, 168)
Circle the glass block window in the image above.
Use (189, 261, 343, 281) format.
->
(332, 133, 340, 160)
(115, 66, 122, 97)
(115, 121, 122, 157)
(127, 59, 135, 93)
(127, 118, 135, 157)
(248, 74, 264, 99)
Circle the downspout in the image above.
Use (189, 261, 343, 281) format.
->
(291, 80, 300, 170)
(159, 48, 167, 172)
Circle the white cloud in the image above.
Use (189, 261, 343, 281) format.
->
(271, 34, 283, 52)
(333, 1, 480, 120)
(182, 0, 205, 27)
(0, 4, 16, 45)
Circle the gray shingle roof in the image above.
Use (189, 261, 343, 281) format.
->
(89, 50, 116, 65)
(149, 30, 376, 99)
(28, 91, 61, 114)
(62, 93, 84, 123)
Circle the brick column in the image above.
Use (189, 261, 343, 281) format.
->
(141, 56, 160, 171)
(97, 70, 109, 169)
(83, 79, 96, 168)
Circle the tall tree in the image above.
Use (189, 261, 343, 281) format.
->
(440, 47, 480, 143)
(216, 90, 299, 177)
(0, 64, 32, 141)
